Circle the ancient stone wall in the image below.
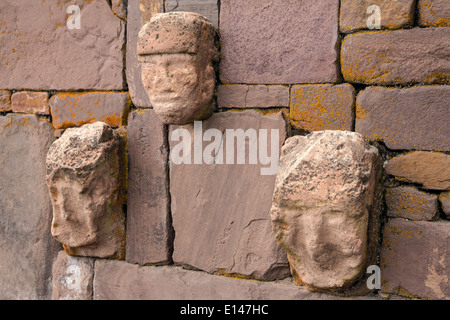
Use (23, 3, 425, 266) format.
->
(0, 0, 448, 300)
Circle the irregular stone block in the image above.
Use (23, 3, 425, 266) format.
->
(385, 151, 450, 191)
(340, 0, 416, 33)
(217, 85, 289, 109)
(270, 131, 383, 292)
(165, 0, 219, 28)
(46, 122, 126, 259)
(49, 92, 130, 130)
(0, 0, 125, 90)
(126, 0, 163, 107)
(418, 0, 450, 27)
(111, 0, 127, 20)
(356, 86, 450, 151)
(0, 90, 11, 112)
(11, 91, 50, 115)
(342, 28, 450, 85)
(0, 114, 60, 300)
(439, 191, 450, 218)
(169, 110, 290, 280)
(381, 219, 450, 299)
(219, 0, 340, 84)
(386, 186, 439, 221)
(52, 251, 94, 300)
(94, 260, 364, 300)
(126, 109, 172, 265)
(290, 84, 355, 132)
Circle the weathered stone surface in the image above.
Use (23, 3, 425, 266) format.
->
(170, 111, 290, 280)
(126, 109, 172, 265)
(340, 0, 416, 33)
(138, 12, 217, 125)
(219, 0, 339, 84)
(46, 122, 126, 259)
(342, 28, 450, 85)
(386, 186, 439, 221)
(126, 0, 163, 107)
(381, 219, 450, 299)
(165, 0, 219, 28)
(0, 90, 11, 112)
(0, 0, 125, 90)
(356, 86, 450, 151)
(290, 84, 354, 132)
(0, 114, 60, 300)
(52, 250, 94, 300)
(11, 91, 49, 115)
(270, 131, 382, 292)
(111, 0, 127, 20)
(418, 0, 450, 27)
(217, 85, 289, 109)
(94, 260, 379, 300)
(50, 92, 130, 130)
(439, 191, 450, 218)
(385, 152, 450, 191)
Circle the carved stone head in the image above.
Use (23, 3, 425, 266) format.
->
(137, 12, 218, 125)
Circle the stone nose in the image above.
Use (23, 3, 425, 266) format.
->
(154, 66, 173, 91)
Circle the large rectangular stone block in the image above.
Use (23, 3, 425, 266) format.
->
(0, 114, 61, 300)
(11, 91, 50, 115)
(0, 0, 125, 90)
(217, 85, 289, 109)
(418, 0, 450, 27)
(219, 0, 340, 84)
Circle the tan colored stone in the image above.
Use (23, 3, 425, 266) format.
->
(385, 152, 450, 191)
(46, 122, 126, 259)
(386, 186, 439, 221)
(439, 191, 450, 218)
(11, 91, 49, 115)
(270, 131, 382, 292)
(0, 90, 11, 112)
(418, 0, 450, 27)
(289, 84, 355, 132)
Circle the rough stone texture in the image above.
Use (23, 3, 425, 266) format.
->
(11, 91, 49, 115)
(165, 0, 219, 29)
(341, 28, 450, 85)
(270, 131, 382, 292)
(340, 0, 416, 33)
(0, 114, 60, 300)
(356, 86, 450, 152)
(0, 90, 11, 112)
(170, 111, 290, 280)
(385, 152, 450, 191)
(0, 0, 125, 90)
(111, 0, 128, 20)
(381, 219, 450, 299)
(385, 186, 439, 221)
(126, 0, 163, 107)
(51, 250, 94, 300)
(217, 85, 290, 109)
(49, 92, 130, 130)
(290, 84, 355, 132)
(439, 191, 450, 218)
(94, 260, 381, 300)
(126, 109, 172, 265)
(46, 122, 126, 259)
(418, 0, 450, 27)
(219, 0, 339, 84)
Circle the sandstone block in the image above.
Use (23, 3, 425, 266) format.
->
(386, 186, 439, 221)
(169, 110, 289, 280)
(355, 86, 450, 151)
(342, 28, 450, 85)
(418, 0, 450, 27)
(381, 219, 450, 299)
(126, 0, 163, 107)
(11, 91, 49, 115)
(270, 131, 382, 292)
(385, 151, 450, 190)
(217, 85, 289, 109)
(126, 109, 172, 265)
(289, 84, 355, 132)
(0, 114, 60, 300)
(52, 251, 94, 300)
(439, 191, 450, 218)
(219, 0, 339, 84)
(46, 122, 126, 259)
(340, 0, 416, 33)
(49, 92, 130, 130)
(0, 90, 11, 112)
(165, 0, 219, 28)
(0, 0, 125, 90)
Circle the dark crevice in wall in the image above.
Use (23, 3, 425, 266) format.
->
(164, 124, 175, 265)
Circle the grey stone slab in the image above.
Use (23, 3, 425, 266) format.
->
(165, 0, 219, 28)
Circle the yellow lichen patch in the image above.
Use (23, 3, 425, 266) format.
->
(215, 269, 260, 282)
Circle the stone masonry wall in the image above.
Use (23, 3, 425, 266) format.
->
(0, 0, 449, 300)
